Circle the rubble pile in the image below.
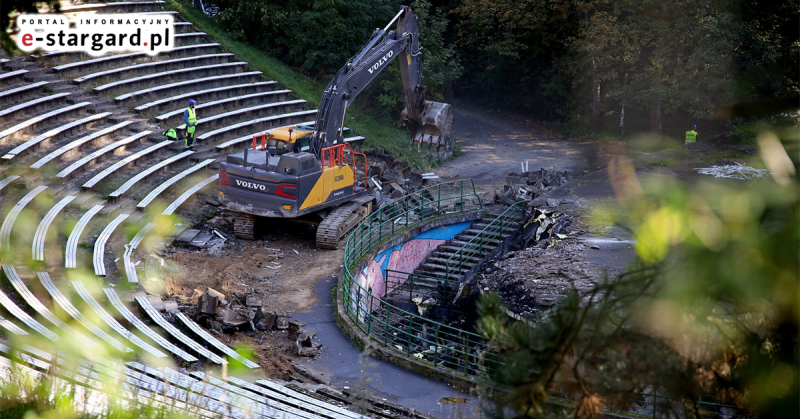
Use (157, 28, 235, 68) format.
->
(524, 208, 572, 248)
(696, 162, 770, 179)
(192, 287, 321, 357)
(369, 161, 438, 205)
(494, 166, 571, 206)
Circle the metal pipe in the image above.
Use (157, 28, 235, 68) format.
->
(383, 8, 405, 32)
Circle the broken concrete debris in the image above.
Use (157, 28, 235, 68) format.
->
(371, 162, 437, 206)
(696, 162, 770, 179)
(495, 166, 571, 205)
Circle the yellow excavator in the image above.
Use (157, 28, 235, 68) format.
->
(217, 6, 452, 248)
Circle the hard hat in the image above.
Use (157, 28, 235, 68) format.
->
(188, 99, 197, 106)
(691, 124, 696, 129)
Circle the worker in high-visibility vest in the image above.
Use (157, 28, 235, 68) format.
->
(685, 124, 697, 144)
(184, 99, 197, 150)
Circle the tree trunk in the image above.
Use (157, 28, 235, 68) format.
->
(650, 98, 661, 137)
(590, 58, 600, 129)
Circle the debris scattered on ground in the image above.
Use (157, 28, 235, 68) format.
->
(696, 163, 770, 179)
(495, 166, 571, 205)
(372, 162, 438, 205)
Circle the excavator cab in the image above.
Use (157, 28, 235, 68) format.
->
(253, 126, 315, 156)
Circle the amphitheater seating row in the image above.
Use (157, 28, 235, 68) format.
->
(199, 109, 318, 144)
(0, 286, 59, 341)
(32, 194, 75, 261)
(124, 222, 154, 283)
(108, 149, 194, 201)
(93, 213, 128, 276)
(65, 204, 103, 269)
(95, 62, 249, 94)
(53, 43, 222, 75)
(2, 112, 112, 161)
(55, 131, 149, 180)
(175, 312, 260, 369)
(162, 174, 218, 216)
(115, 71, 263, 105)
(81, 135, 165, 190)
(0, 102, 91, 143)
(176, 100, 306, 132)
(74, 53, 234, 84)
(155, 89, 292, 126)
(31, 120, 135, 170)
(134, 80, 278, 114)
(0, 81, 49, 108)
(0, 69, 28, 87)
(0, 92, 71, 125)
(137, 158, 214, 210)
(0, 184, 47, 252)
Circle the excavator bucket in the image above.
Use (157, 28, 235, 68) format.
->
(402, 100, 453, 158)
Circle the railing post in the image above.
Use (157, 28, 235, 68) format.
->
(437, 185, 441, 214)
(460, 181, 464, 213)
(367, 294, 373, 335)
(384, 307, 390, 346)
(407, 317, 413, 356)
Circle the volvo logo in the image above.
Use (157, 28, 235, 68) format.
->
(367, 50, 393, 74)
(234, 179, 266, 191)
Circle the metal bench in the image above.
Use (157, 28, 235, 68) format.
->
(32, 195, 75, 261)
(93, 213, 128, 276)
(55, 131, 148, 180)
(0, 185, 47, 252)
(162, 174, 219, 216)
(0, 312, 28, 336)
(137, 159, 214, 210)
(174, 312, 260, 368)
(104, 289, 198, 363)
(0, 70, 28, 88)
(1, 264, 98, 348)
(115, 72, 262, 106)
(123, 222, 154, 283)
(134, 296, 227, 365)
(134, 81, 278, 115)
(107, 150, 194, 201)
(155, 89, 292, 126)
(1, 112, 111, 161)
(0, 286, 59, 341)
(74, 53, 234, 84)
(173, 32, 209, 46)
(53, 43, 221, 75)
(0, 175, 19, 192)
(81, 137, 167, 191)
(0, 102, 91, 143)
(30, 121, 136, 170)
(0, 93, 71, 125)
(95, 62, 249, 94)
(59, 1, 166, 13)
(65, 204, 103, 268)
(198, 109, 318, 144)
(0, 81, 49, 108)
(175, 100, 307, 132)
(38, 272, 132, 353)
(71, 281, 167, 359)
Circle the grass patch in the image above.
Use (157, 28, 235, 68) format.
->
(165, 0, 432, 169)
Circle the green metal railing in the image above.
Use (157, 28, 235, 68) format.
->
(342, 180, 494, 376)
(443, 201, 526, 280)
(384, 269, 463, 303)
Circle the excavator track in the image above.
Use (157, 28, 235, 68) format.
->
(316, 195, 374, 249)
(234, 214, 256, 240)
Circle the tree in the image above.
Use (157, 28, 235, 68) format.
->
(1, 0, 59, 53)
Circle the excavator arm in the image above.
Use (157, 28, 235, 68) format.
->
(310, 6, 453, 159)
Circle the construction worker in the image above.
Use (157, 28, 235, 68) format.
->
(184, 99, 197, 150)
(685, 124, 697, 144)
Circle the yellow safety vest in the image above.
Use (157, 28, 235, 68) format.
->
(186, 107, 197, 126)
(685, 130, 697, 144)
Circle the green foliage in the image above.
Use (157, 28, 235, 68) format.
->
(477, 130, 799, 417)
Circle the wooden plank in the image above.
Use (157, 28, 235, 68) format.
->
(71, 281, 167, 358)
(0, 185, 47, 252)
(174, 312, 260, 368)
(123, 223, 154, 283)
(65, 204, 103, 268)
(81, 135, 163, 190)
(93, 213, 128, 276)
(32, 195, 75, 261)
(1, 113, 111, 161)
(108, 150, 194, 200)
(104, 289, 198, 363)
(137, 159, 214, 210)
(1, 264, 98, 347)
(133, 296, 226, 365)
(38, 272, 132, 353)
(56, 131, 147, 179)
(162, 174, 218, 216)
(30, 121, 135, 169)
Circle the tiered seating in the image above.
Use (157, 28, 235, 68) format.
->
(174, 312, 260, 368)
(173, 32, 209, 46)
(0, 175, 19, 192)
(163, 174, 219, 216)
(30, 121, 136, 170)
(71, 281, 168, 358)
(0, 69, 28, 87)
(107, 150, 194, 201)
(52, 43, 221, 76)
(73, 53, 234, 85)
(134, 296, 226, 365)
(0, 313, 28, 336)
(0, 185, 48, 252)
(65, 204, 103, 268)
(1, 112, 111, 161)
(58, 1, 166, 13)
(81, 137, 167, 191)
(0, 102, 91, 143)
(0, 286, 59, 341)
(0, 93, 71, 125)
(155, 89, 292, 126)
(137, 159, 214, 210)
(103, 289, 198, 363)
(176, 100, 307, 132)
(198, 109, 318, 144)
(95, 62, 249, 94)
(134, 81, 278, 115)
(93, 213, 128, 276)
(55, 131, 149, 180)
(32, 195, 75, 261)
(1, 264, 97, 348)
(38, 272, 132, 353)
(115, 72, 263, 106)
(0, 82, 51, 108)
(123, 223, 154, 283)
